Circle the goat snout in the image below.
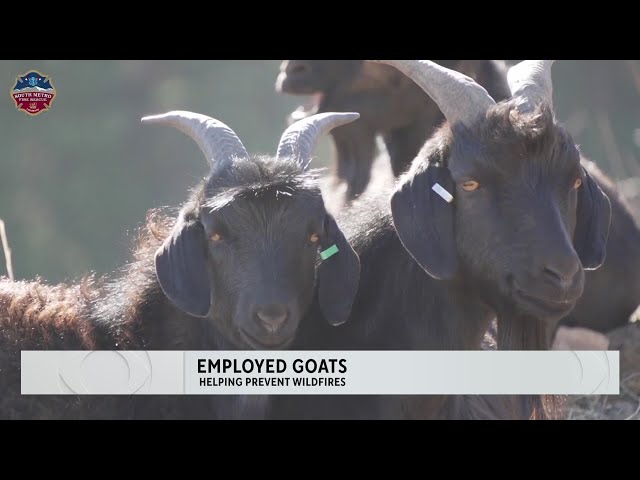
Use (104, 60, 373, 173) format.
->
(276, 61, 317, 95)
(540, 254, 581, 289)
(254, 304, 289, 334)
(283, 60, 312, 78)
(508, 245, 585, 320)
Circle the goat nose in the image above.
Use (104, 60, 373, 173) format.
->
(542, 255, 581, 286)
(255, 305, 288, 333)
(285, 60, 312, 77)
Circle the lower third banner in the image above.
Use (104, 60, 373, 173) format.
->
(20, 350, 619, 396)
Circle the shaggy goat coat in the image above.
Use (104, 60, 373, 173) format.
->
(0, 158, 327, 420)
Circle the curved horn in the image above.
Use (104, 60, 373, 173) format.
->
(276, 112, 360, 169)
(507, 60, 555, 114)
(369, 60, 496, 128)
(141, 110, 249, 172)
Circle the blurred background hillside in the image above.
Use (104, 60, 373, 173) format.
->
(1, 60, 639, 283)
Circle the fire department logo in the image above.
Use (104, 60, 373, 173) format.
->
(10, 70, 56, 116)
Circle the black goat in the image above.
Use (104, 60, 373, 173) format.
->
(554, 159, 640, 335)
(271, 60, 612, 420)
(0, 110, 361, 420)
(275, 60, 512, 201)
(277, 59, 640, 343)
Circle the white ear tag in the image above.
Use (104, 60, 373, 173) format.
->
(432, 183, 453, 203)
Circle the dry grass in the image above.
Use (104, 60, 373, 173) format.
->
(0, 218, 14, 280)
(563, 321, 640, 420)
(565, 373, 640, 420)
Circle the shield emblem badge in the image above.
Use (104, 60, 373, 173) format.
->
(10, 70, 57, 116)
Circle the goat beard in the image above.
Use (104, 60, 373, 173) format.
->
(496, 309, 567, 420)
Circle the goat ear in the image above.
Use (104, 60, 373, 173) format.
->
(317, 214, 360, 326)
(155, 217, 212, 317)
(391, 162, 459, 279)
(573, 167, 612, 270)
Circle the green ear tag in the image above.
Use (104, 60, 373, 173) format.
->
(320, 244, 339, 260)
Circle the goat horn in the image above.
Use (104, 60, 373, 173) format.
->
(369, 60, 496, 128)
(507, 60, 555, 114)
(141, 110, 249, 172)
(276, 112, 360, 169)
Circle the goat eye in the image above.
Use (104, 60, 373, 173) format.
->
(309, 233, 320, 244)
(210, 232, 222, 242)
(573, 178, 582, 189)
(462, 180, 480, 192)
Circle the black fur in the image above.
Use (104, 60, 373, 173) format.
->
(0, 155, 359, 420)
(559, 160, 640, 333)
(573, 167, 612, 269)
(391, 161, 458, 279)
(317, 214, 360, 326)
(277, 59, 640, 338)
(155, 216, 212, 317)
(271, 100, 611, 420)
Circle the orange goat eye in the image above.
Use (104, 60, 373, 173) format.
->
(574, 178, 582, 189)
(211, 233, 222, 242)
(309, 233, 320, 243)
